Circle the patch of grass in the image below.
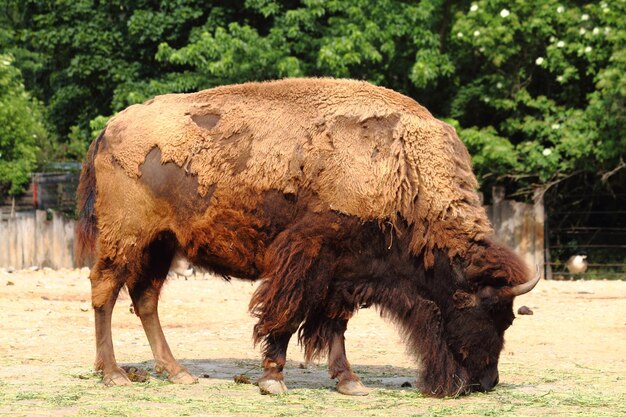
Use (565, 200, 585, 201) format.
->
(72, 370, 101, 380)
(2, 362, 625, 417)
(375, 388, 424, 400)
(76, 403, 143, 417)
(557, 391, 622, 408)
(128, 392, 194, 405)
(50, 392, 82, 406)
(15, 391, 46, 401)
(426, 405, 463, 417)
(12, 386, 83, 407)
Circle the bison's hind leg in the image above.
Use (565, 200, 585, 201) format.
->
(90, 259, 132, 386)
(127, 231, 198, 384)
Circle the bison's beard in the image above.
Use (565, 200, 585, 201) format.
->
(415, 356, 472, 397)
(376, 291, 474, 397)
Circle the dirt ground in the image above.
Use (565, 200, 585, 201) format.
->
(0, 268, 624, 417)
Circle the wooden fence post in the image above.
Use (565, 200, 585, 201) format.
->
(533, 188, 547, 280)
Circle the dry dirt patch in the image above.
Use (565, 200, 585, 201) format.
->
(0, 269, 624, 416)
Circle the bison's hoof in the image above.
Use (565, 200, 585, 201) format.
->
(337, 380, 369, 396)
(258, 379, 288, 395)
(103, 369, 132, 386)
(169, 370, 198, 384)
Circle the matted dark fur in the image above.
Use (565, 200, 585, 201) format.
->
(75, 78, 538, 396)
(249, 212, 526, 396)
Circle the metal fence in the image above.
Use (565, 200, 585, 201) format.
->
(545, 207, 626, 280)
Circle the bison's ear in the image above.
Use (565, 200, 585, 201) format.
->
(453, 290, 478, 309)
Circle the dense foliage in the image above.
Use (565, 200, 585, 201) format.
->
(0, 54, 46, 195)
(1, 0, 624, 197)
(451, 0, 626, 196)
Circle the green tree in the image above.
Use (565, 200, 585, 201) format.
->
(113, 0, 456, 109)
(450, 0, 626, 194)
(8, 0, 211, 142)
(3, 0, 625, 199)
(0, 54, 46, 195)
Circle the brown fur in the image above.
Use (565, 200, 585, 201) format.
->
(75, 78, 535, 396)
(98, 78, 491, 267)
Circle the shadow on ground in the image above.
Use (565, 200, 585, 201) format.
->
(117, 358, 418, 391)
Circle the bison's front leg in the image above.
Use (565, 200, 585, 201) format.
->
(257, 324, 298, 395)
(328, 319, 369, 396)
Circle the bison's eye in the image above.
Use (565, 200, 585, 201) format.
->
(481, 295, 500, 307)
(477, 285, 499, 298)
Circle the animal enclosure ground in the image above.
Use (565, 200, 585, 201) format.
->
(0, 269, 624, 417)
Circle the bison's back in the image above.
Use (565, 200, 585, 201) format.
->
(100, 78, 491, 261)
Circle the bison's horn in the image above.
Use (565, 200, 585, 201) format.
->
(504, 266, 541, 297)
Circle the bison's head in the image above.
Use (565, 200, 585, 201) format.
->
(446, 272, 539, 393)
(414, 240, 539, 396)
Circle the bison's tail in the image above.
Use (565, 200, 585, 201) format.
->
(75, 130, 105, 267)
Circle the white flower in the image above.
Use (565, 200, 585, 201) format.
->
(551, 123, 560, 130)
(600, 1, 608, 8)
(585, 46, 592, 53)
(593, 27, 600, 35)
(581, 13, 589, 21)
(1, 60, 10, 66)
(535, 57, 545, 65)
(484, 97, 491, 103)
(550, 36, 556, 42)
(557, 6, 565, 13)
(557, 75, 564, 82)
(474, 30, 481, 37)
(603, 7, 610, 13)
(500, 9, 510, 18)
(479, 47, 485, 53)
(543, 148, 553, 156)
(579, 28, 586, 35)
(470, 4, 478, 12)
(557, 40, 565, 48)
(457, 32, 464, 38)
(604, 27, 611, 35)
(496, 82, 503, 89)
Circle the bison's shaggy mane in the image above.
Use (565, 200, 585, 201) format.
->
(101, 78, 491, 267)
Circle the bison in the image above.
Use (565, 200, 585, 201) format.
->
(76, 78, 539, 397)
